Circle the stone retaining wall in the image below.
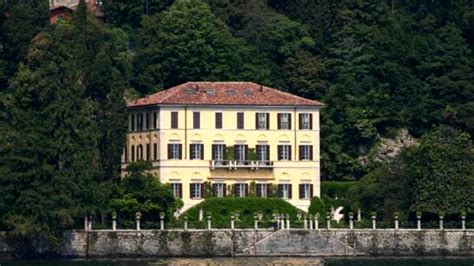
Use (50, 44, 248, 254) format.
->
(1, 229, 473, 258)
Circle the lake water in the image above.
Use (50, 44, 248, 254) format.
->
(1, 257, 473, 266)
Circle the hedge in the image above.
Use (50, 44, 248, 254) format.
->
(321, 181, 356, 199)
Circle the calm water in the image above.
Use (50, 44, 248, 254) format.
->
(1, 257, 474, 266)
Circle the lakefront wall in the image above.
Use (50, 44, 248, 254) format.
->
(1, 229, 473, 258)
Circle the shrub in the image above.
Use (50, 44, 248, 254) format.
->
(321, 181, 356, 199)
(176, 197, 303, 229)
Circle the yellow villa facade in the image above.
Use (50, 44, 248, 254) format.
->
(122, 82, 322, 212)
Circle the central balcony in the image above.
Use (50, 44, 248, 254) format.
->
(210, 160, 274, 170)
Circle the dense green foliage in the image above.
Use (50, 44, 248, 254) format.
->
(321, 181, 356, 199)
(110, 162, 182, 229)
(347, 126, 474, 220)
(178, 197, 302, 229)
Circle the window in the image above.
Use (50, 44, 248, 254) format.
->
(131, 145, 135, 161)
(237, 112, 244, 129)
(256, 184, 269, 198)
(299, 184, 313, 200)
(299, 113, 312, 130)
(190, 144, 204, 160)
(278, 113, 291, 129)
(153, 112, 158, 129)
(256, 144, 270, 162)
(190, 183, 203, 199)
(234, 183, 248, 197)
(171, 112, 178, 129)
(137, 113, 143, 131)
(145, 112, 150, 130)
(193, 112, 200, 129)
(234, 144, 248, 163)
(215, 112, 222, 129)
(137, 145, 143, 160)
(278, 184, 292, 199)
(130, 114, 135, 131)
(172, 183, 183, 198)
(167, 143, 182, 159)
(299, 145, 313, 160)
(124, 146, 128, 162)
(277, 145, 292, 160)
(153, 143, 158, 160)
(256, 112, 269, 129)
(212, 183, 226, 197)
(146, 143, 150, 161)
(212, 144, 225, 162)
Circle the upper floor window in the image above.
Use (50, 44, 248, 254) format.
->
(190, 143, 204, 160)
(234, 183, 248, 197)
(299, 113, 313, 130)
(137, 113, 143, 131)
(153, 112, 158, 129)
(256, 184, 269, 198)
(299, 145, 313, 161)
(193, 112, 200, 129)
(167, 143, 182, 159)
(190, 183, 203, 199)
(137, 144, 143, 160)
(215, 112, 223, 129)
(130, 114, 135, 131)
(212, 183, 226, 197)
(299, 184, 313, 200)
(153, 143, 158, 160)
(278, 184, 292, 199)
(256, 144, 270, 161)
(256, 112, 269, 129)
(172, 183, 183, 198)
(278, 113, 291, 130)
(145, 112, 150, 130)
(234, 144, 248, 163)
(131, 145, 135, 161)
(277, 145, 292, 160)
(212, 144, 225, 161)
(171, 111, 178, 129)
(146, 143, 150, 161)
(237, 112, 244, 129)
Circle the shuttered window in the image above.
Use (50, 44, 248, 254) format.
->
(212, 144, 225, 161)
(193, 112, 200, 129)
(171, 112, 178, 129)
(299, 145, 313, 160)
(137, 113, 143, 131)
(190, 183, 203, 199)
(167, 144, 182, 159)
(278, 113, 291, 129)
(256, 144, 270, 161)
(299, 184, 313, 199)
(278, 184, 292, 199)
(215, 112, 222, 129)
(299, 113, 313, 130)
(172, 183, 183, 198)
(212, 183, 226, 197)
(190, 144, 204, 160)
(234, 144, 248, 162)
(256, 184, 269, 198)
(277, 145, 292, 160)
(234, 183, 248, 197)
(256, 112, 269, 129)
(237, 112, 244, 129)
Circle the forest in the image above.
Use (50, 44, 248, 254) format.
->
(0, 0, 473, 254)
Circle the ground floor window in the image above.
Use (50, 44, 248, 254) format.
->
(171, 183, 183, 198)
(278, 184, 292, 199)
(234, 183, 248, 197)
(212, 183, 226, 197)
(190, 183, 203, 199)
(256, 183, 269, 198)
(299, 184, 313, 199)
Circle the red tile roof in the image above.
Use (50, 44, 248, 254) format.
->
(127, 82, 323, 108)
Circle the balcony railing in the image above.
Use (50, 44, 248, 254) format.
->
(210, 160, 274, 170)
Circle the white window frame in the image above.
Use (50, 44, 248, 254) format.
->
(191, 183, 202, 199)
(169, 144, 180, 159)
(171, 183, 181, 198)
(190, 144, 202, 160)
(301, 145, 311, 160)
(279, 145, 290, 160)
(257, 112, 267, 129)
(302, 184, 311, 200)
(214, 144, 224, 161)
(301, 113, 311, 129)
(235, 144, 246, 162)
(280, 113, 289, 129)
(257, 183, 268, 198)
(281, 184, 290, 199)
(137, 145, 143, 160)
(257, 144, 267, 161)
(235, 183, 246, 198)
(215, 183, 225, 198)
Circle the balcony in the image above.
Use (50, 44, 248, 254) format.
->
(210, 160, 274, 170)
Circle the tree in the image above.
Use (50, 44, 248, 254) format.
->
(109, 162, 182, 228)
(133, 0, 268, 93)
